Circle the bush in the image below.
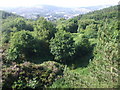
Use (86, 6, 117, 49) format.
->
(74, 34, 92, 57)
(2, 61, 64, 89)
(89, 23, 119, 88)
(6, 30, 36, 63)
(50, 30, 75, 63)
(50, 66, 100, 88)
(33, 17, 56, 41)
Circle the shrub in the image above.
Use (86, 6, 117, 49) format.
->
(5, 30, 36, 63)
(50, 30, 75, 63)
(50, 66, 100, 88)
(89, 23, 119, 88)
(2, 61, 64, 89)
(74, 34, 92, 57)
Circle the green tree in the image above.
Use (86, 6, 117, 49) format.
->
(1, 17, 33, 44)
(33, 17, 56, 41)
(77, 19, 98, 32)
(84, 24, 98, 38)
(50, 30, 75, 63)
(6, 30, 36, 62)
(74, 34, 92, 57)
(33, 17, 56, 58)
(56, 18, 78, 33)
(13, 18, 27, 31)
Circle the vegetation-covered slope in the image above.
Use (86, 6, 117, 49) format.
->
(1, 5, 119, 89)
(0, 10, 20, 19)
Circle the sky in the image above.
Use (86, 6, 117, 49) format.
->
(0, 0, 119, 8)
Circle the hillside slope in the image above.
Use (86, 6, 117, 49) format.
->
(0, 10, 20, 19)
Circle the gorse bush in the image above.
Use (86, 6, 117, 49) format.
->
(2, 61, 64, 89)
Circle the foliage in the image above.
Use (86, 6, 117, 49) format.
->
(89, 22, 119, 87)
(50, 6, 119, 88)
(78, 19, 97, 30)
(84, 24, 98, 38)
(32, 17, 56, 58)
(1, 5, 119, 89)
(2, 61, 64, 89)
(0, 10, 19, 19)
(50, 30, 75, 63)
(77, 19, 99, 40)
(33, 17, 56, 41)
(56, 18, 78, 33)
(50, 66, 100, 88)
(6, 30, 36, 62)
(1, 17, 33, 44)
(73, 34, 92, 57)
(78, 6, 118, 21)
(13, 18, 27, 31)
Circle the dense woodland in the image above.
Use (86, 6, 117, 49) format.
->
(1, 5, 119, 89)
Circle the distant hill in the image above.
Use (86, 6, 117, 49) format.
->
(76, 5, 118, 21)
(0, 10, 20, 19)
(0, 5, 112, 20)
